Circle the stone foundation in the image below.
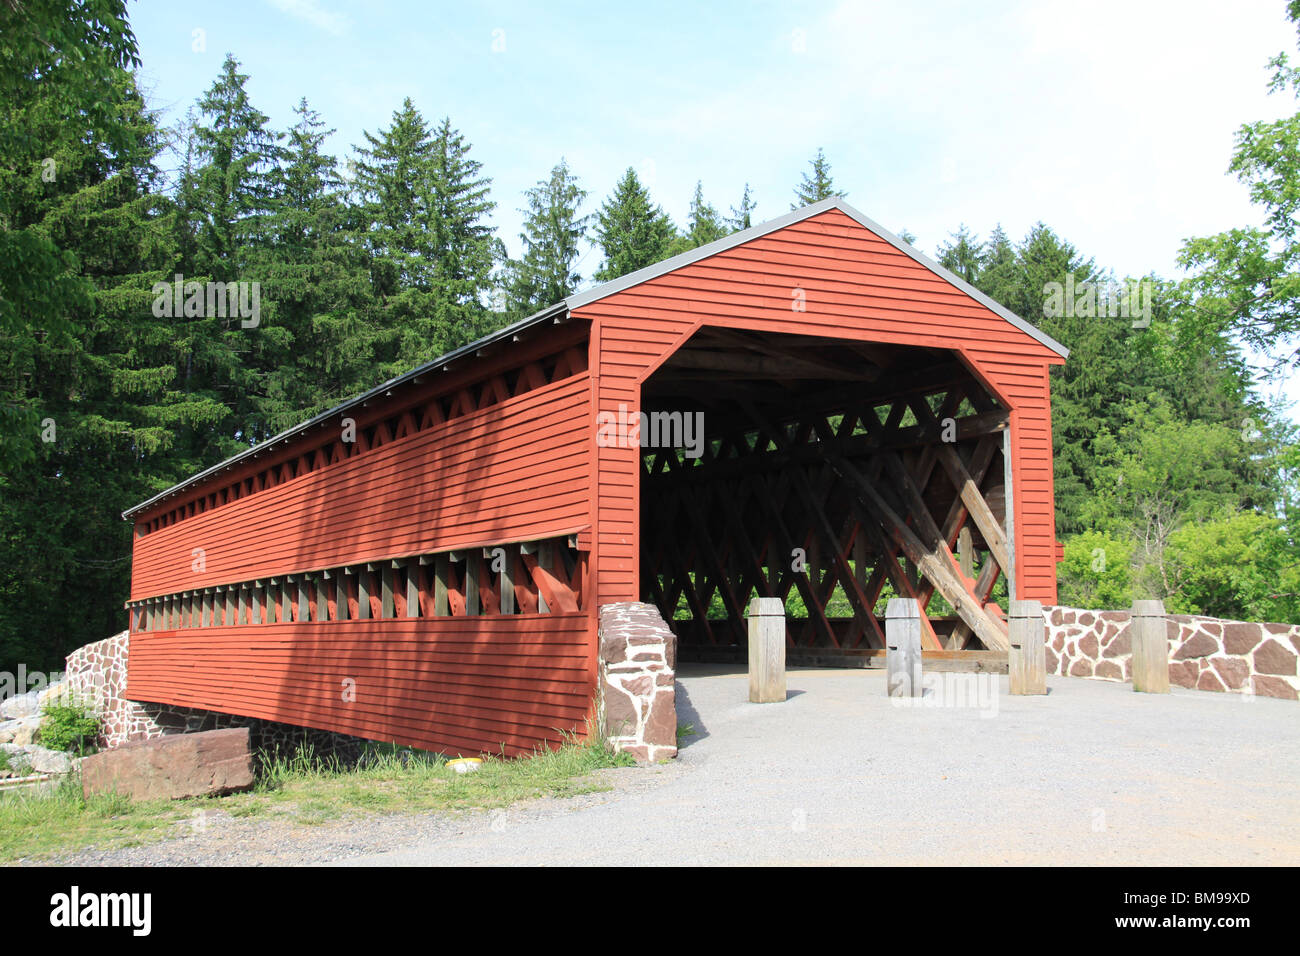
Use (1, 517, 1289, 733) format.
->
(1043, 606, 1300, 700)
(65, 631, 368, 764)
(598, 603, 678, 763)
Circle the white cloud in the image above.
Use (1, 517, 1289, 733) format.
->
(265, 0, 349, 37)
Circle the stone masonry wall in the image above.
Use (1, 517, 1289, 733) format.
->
(65, 631, 367, 763)
(1043, 606, 1300, 701)
(598, 603, 677, 763)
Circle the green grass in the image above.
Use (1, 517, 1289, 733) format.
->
(0, 738, 636, 863)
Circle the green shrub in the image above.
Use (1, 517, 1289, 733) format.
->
(1057, 531, 1134, 609)
(38, 701, 100, 755)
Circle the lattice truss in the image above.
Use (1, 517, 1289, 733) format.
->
(639, 329, 1014, 653)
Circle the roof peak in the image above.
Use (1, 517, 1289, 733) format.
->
(565, 196, 1068, 361)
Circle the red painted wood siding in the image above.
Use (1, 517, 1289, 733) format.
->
(130, 374, 593, 600)
(126, 614, 594, 757)
(578, 207, 1064, 605)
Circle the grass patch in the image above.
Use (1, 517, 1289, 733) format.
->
(0, 737, 635, 863)
(0, 776, 186, 862)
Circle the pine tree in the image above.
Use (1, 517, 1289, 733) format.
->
(792, 147, 845, 208)
(593, 168, 677, 281)
(179, 54, 282, 279)
(425, 116, 497, 348)
(351, 96, 436, 295)
(505, 158, 589, 315)
(937, 225, 983, 284)
(977, 224, 1019, 306)
(0, 66, 227, 669)
(727, 183, 757, 232)
(173, 54, 284, 447)
(256, 99, 375, 432)
(0, 0, 140, 474)
(681, 181, 728, 248)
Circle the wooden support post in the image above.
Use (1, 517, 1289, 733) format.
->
(406, 560, 420, 617)
(1008, 599, 1046, 695)
(237, 587, 247, 627)
(358, 567, 371, 619)
(297, 578, 309, 623)
(201, 590, 212, 628)
(886, 598, 922, 698)
(537, 541, 552, 613)
(336, 571, 348, 621)
(496, 546, 515, 614)
(958, 526, 974, 581)
(1131, 599, 1170, 693)
(381, 564, 395, 618)
(747, 597, 786, 703)
(434, 554, 449, 616)
(464, 553, 480, 615)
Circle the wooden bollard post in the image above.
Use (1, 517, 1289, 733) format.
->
(1131, 599, 1170, 693)
(886, 598, 922, 697)
(1008, 599, 1046, 695)
(747, 597, 786, 703)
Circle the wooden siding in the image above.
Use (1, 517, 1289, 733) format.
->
(130, 373, 592, 600)
(126, 614, 594, 757)
(578, 207, 1063, 606)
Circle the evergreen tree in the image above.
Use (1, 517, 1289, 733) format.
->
(593, 168, 677, 281)
(255, 99, 375, 432)
(0, 66, 221, 669)
(505, 158, 589, 315)
(179, 54, 282, 280)
(353, 105, 498, 372)
(936, 225, 983, 284)
(0, 0, 140, 474)
(682, 181, 728, 248)
(977, 224, 1019, 306)
(727, 183, 758, 232)
(425, 116, 498, 348)
(792, 147, 845, 208)
(352, 97, 437, 296)
(172, 55, 283, 448)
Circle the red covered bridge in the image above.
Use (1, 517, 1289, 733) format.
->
(121, 198, 1068, 756)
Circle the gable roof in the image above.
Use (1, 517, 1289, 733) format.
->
(123, 197, 1065, 521)
(569, 196, 1069, 359)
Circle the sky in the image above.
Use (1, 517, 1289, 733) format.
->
(129, 0, 1300, 413)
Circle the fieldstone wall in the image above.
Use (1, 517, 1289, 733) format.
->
(1043, 606, 1300, 700)
(65, 631, 367, 763)
(598, 603, 677, 763)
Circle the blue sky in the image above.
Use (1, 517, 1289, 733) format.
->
(130, 0, 1300, 411)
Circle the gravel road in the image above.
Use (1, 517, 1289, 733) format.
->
(46, 664, 1300, 866)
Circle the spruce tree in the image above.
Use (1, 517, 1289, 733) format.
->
(727, 183, 758, 232)
(593, 168, 676, 281)
(0, 66, 224, 669)
(426, 116, 497, 348)
(0, 0, 140, 474)
(179, 54, 282, 279)
(257, 99, 374, 432)
(505, 158, 589, 315)
(681, 181, 728, 248)
(937, 225, 983, 284)
(792, 147, 845, 208)
(173, 54, 284, 447)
